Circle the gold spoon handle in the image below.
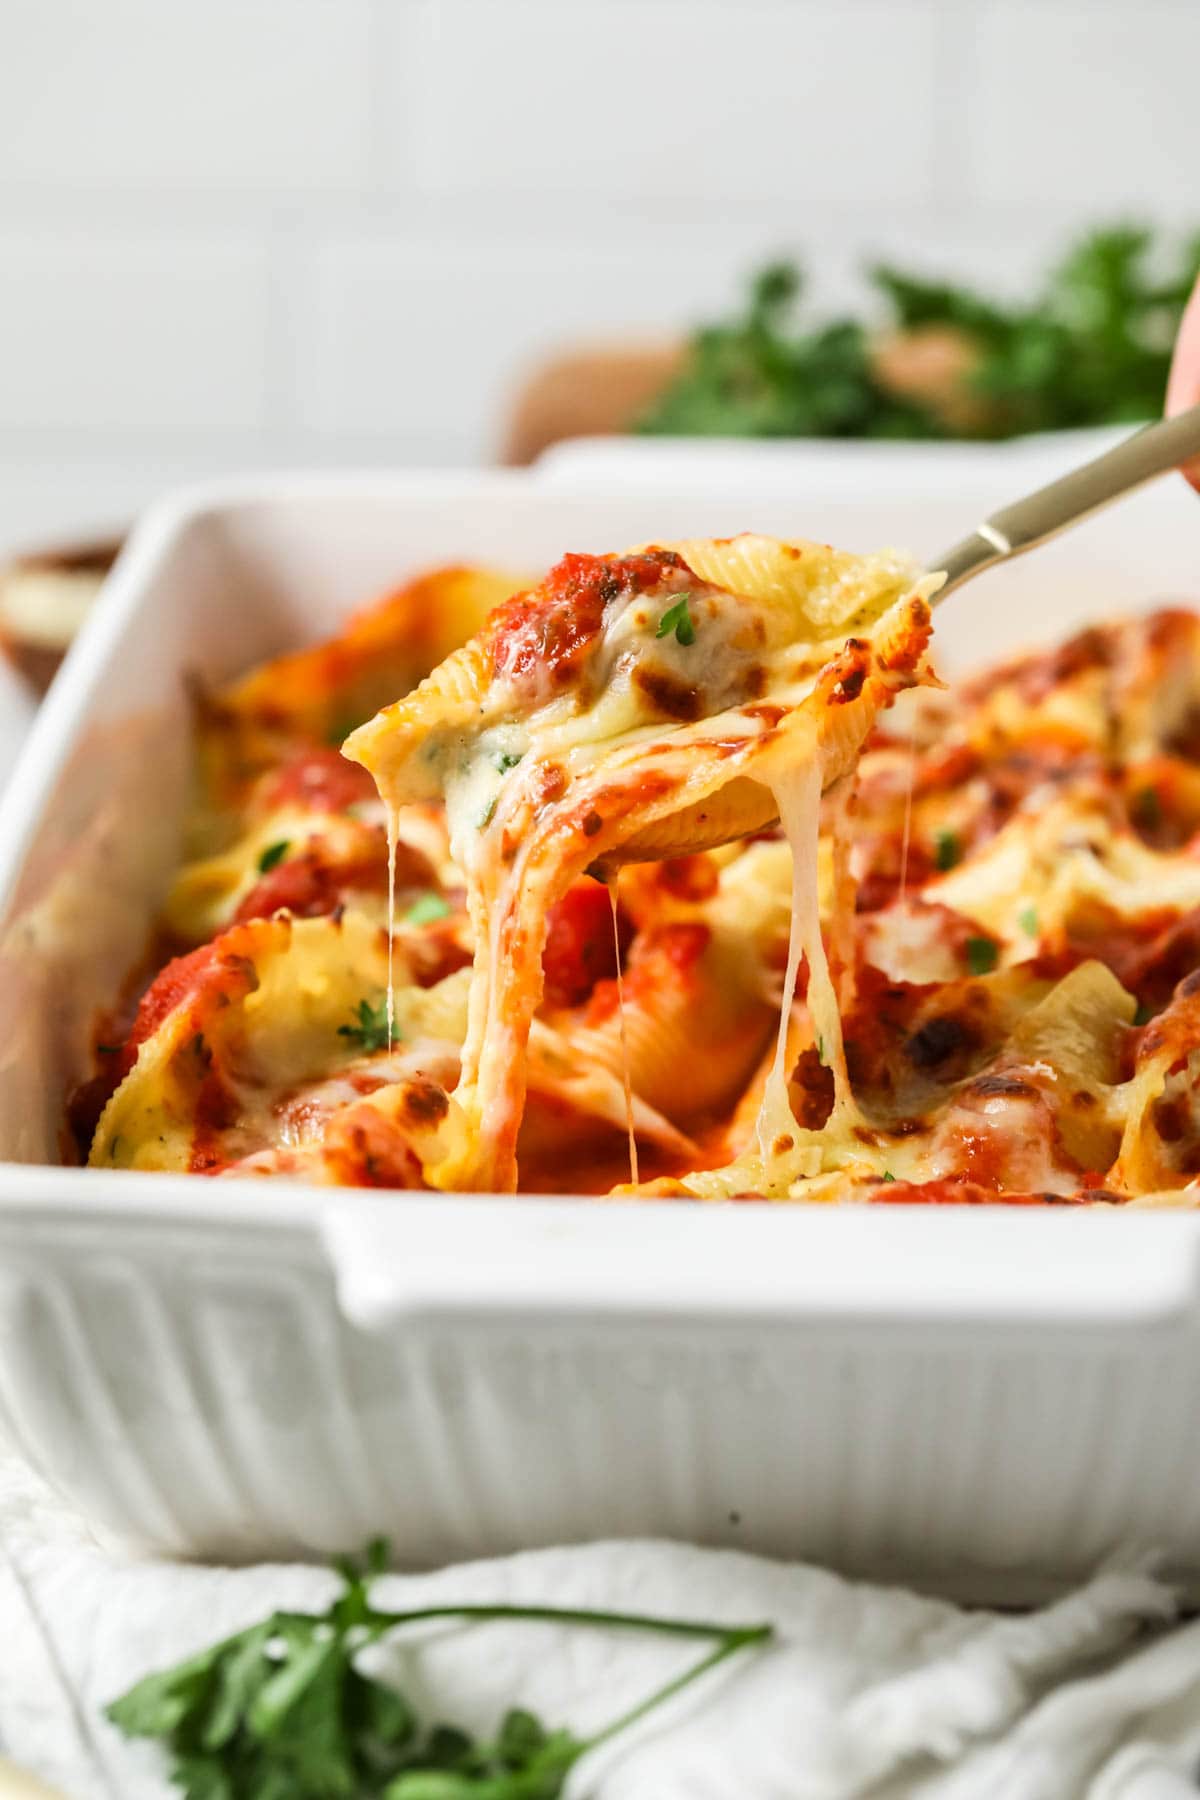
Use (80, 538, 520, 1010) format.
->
(932, 404, 1200, 601)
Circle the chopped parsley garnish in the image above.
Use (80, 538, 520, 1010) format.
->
(815, 1034, 826, 1065)
(493, 750, 523, 773)
(1018, 905, 1039, 937)
(882, 1170, 896, 1182)
(405, 891, 452, 926)
(1134, 1001, 1155, 1026)
(933, 829, 960, 871)
(338, 997, 396, 1052)
(965, 936, 999, 976)
(96, 1042, 122, 1055)
(655, 594, 696, 646)
(257, 839, 290, 874)
(477, 795, 498, 829)
(105, 1539, 773, 1800)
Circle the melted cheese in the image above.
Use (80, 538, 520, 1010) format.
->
(347, 535, 936, 1193)
(80, 553, 1200, 1211)
(607, 877, 638, 1185)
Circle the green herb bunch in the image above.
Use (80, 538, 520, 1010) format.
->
(106, 1541, 772, 1799)
(638, 225, 1200, 442)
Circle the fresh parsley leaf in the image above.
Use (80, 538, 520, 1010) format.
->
(169, 1751, 238, 1799)
(107, 1640, 230, 1739)
(257, 840, 290, 874)
(385, 1722, 582, 1797)
(655, 595, 696, 647)
(933, 829, 960, 871)
(404, 892, 452, 927)
(1018, 905, 1039, 937)
(493, 751, 523, 774)
(882, 1170, 896, 1183)
(338, 998, 396, 1052)
(107, 1545, 773, 1800)
(202, 1623, 276, 1749)
(965, 936, 999, 976)
(495, 1709, 549, 1767)
(248, 1633, 339, 1738)
(110, 1609, 416, 1798)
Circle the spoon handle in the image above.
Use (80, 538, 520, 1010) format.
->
(932, 404, 1200, 602)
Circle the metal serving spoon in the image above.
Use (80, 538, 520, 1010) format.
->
(607, 405, 1200, 867)
(932, 402, 1200, 602)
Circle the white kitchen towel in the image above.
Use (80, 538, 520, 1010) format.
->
(3, 1455, 1200, 1800)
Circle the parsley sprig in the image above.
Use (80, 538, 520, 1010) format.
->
(106, 1542, 772, 1799)
(339, 998, 397, 1052)
(655, 595, 696, 647)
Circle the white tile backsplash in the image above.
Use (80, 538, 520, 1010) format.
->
(0, 0, 374, 194)
(0, 0, 1196, 550)
(294, 226, 808, 453)
(965, 1, 1200, 220)
(394, 0, 941, 207)
(0, 231, 270, 433)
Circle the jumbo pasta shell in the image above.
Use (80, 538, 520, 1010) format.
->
(665, 534, 938, 638)
(612, 593, 933, 863)
(344, 635, 493, 804)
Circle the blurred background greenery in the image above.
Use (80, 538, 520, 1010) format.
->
(640, 226, 1200, 442)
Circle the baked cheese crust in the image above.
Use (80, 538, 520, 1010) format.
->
(70, 550, 1200, 1209)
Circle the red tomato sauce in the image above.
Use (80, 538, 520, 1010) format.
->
(232, 837, 421, 925)
(188, 1067, 240, 1174)
(263, 746, 378, 815)
(129, 941, 223, 1051)
(541, 879, 633, 1009)
(487, 550, 686, 692)
(584, 921, 710, 1026)
(870, 1177, 1089, 1205)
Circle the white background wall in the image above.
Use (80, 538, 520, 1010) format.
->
(0, 0, 1198, 549)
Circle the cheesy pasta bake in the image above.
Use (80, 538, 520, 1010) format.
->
(69, 536, 1200, 1206)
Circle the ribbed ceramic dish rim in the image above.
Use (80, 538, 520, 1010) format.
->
(2, 468, 1199, 1343)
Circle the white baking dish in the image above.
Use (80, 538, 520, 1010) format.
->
(534, 427, 1129, 492)
(4, 467, 1200, 1598)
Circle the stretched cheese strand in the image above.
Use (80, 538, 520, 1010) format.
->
(756, 754, 854, 1160)
(898, 712, 916, 898)
(385, 803, 398, 1045)
(826, 772, 858, 1015)
(608, 877, 639, 1187)
(436, 803, 555, 1191)
(675, 743, 875, 1201)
